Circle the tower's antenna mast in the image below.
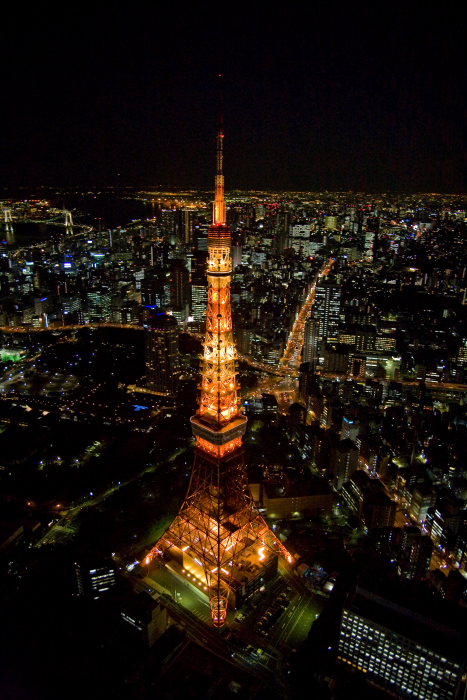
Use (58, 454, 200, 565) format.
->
(213, 73, 226, 226)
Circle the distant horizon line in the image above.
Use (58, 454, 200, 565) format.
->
(1, 184, 466, 198)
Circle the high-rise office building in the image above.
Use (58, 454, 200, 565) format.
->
(330, 439, 359, 490)
(290, 223, 313, 256)
(144, 309, 179, 394)
(400, 526, 433, 580)
(232, 243, 242, 269)
(314, 281, 341, 343)
(303, 317, 319, 368)
(194, 225, 209, 251)
(120, 591, 170, 647)
(87, 288, 112, 321)
(169, 259, 190, 311)
(191, 250, 208, 281)
(166, 259, 189, 323)
(191, 284, 208, 323)
(190, 250, 208, 322)
(75, 556, 116, 600)
(272, 209, 291, 253)
(141, 268, 169, 308)
(160, 209, 178, 245)
(325, 215, 338, 230)
(181, 208, 197, 246)
(338, 581, 467, 700)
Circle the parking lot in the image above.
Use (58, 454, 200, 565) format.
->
(254, 587, 292, 636)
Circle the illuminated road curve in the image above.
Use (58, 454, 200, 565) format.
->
(317, 371, 467, 394)
(2, 319, 467, 394)
(0, 321, 143, 333)
(0, 321, 290, 377)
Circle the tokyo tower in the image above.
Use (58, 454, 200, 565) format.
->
(145, 112, 292, 627)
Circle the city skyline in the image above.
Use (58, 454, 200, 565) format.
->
(2, 4, 467, 698)
(1, 182, 467, 699)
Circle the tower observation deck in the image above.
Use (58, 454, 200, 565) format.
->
(145, 115, 292, 627)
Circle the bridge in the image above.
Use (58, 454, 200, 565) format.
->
(3, 207, 94, 237)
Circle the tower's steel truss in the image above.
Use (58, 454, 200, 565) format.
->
(146, 122, 292, 626)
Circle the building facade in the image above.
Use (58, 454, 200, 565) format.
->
(143, 308, 179, 394)
(338, 583, 467, 700)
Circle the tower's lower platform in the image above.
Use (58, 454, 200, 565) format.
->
(145, 441, 292, 626)
(164, 537, 278, 609)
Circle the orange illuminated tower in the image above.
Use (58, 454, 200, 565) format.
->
(145, 111, 291, 627)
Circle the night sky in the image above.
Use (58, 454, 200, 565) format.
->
(2, 3, 466, 192)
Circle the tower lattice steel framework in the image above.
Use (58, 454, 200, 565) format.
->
(146, 117, 292, 627)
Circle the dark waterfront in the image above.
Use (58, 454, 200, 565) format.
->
(61, 193, 158, 229)
(1, 192, 159, 244)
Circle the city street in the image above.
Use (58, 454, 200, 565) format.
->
(145, 561, 322, 660)
(280, 257, 335, 372)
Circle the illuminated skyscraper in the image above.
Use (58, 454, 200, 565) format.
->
(181, 208, 197, 246)
(145, 114, 291, 626)
(160, 209, 178, 244)
(144, 309, 179, 394)
(168, 259, 190, 321)
(338, 582, 467, 700)
(190, 250, 208, 324)
(314, 281, 341, 343)
(303, 316, 319, 368)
